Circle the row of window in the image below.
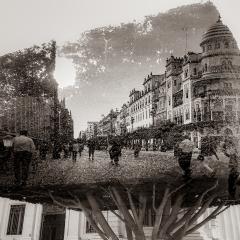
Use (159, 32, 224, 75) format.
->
(132, 109, 151, 123)
(202, 40, 236, 52)
(131, 95, 152, 113)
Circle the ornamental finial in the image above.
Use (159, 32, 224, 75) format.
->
(217, 15, 222, 23)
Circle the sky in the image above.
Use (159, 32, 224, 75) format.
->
(0, 0, 240, 135)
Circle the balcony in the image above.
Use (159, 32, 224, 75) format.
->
(173, 90, 183, 108)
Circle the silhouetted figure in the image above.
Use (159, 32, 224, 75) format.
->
(109, 141, 122, 166)
(78, 142, 84, 157)
(72, 141, 79, 163)
(174, 135, 195, 180)
(134, 143, 141, 157)
(52, 141, 61, 159)
(88, 138, 96, 160)
(39, 141, 48, 160)
(63, 143, 70, 158)
(12, 130, 35, 186)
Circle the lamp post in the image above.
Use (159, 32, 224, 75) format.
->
(3, 134, 14, 148)
(206, 89, 212, 121)
(150, 103, 157, 127)
(131, 117, 134, 132)
(58, 109, 61, 133)
(200, 89, 212, 122)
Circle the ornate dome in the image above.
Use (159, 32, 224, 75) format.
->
(200, 16, 234, 45)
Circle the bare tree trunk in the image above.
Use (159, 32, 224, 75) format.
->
(46, 181, 228, 240)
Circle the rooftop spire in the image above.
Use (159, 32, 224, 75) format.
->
(217, 15, 222, 23)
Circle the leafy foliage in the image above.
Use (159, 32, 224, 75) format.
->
(0, 41, 56, 99)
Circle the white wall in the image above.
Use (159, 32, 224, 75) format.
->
(0, 197, 42, 240)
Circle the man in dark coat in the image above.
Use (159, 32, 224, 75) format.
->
(174, 135, 195, 179)
(109, 140, 122, 166)
(12, 130, 35, 186)
(88, 138, 96, 160)
(134, 142, 141, 157)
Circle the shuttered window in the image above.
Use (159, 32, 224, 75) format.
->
(7, 205, 25, 235)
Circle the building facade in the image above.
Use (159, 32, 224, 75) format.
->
(86, 122, 99, 139)
(161, 16, 240, 145)
(1, 197, 240, 240)
(128, 73, 161, 132)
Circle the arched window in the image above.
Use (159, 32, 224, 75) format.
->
(205, 63, 208, 72)
(193, 67, 197, 75)
(215, 42, 220, 49)
(185, 88, 189, 99)
(207, 45, 212, 50)
(224, 41, 229, 48)
(202, 46, 205, 52)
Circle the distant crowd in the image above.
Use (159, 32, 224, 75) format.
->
(0, 130, 240, 200)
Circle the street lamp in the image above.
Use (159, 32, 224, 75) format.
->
(150, 103, 157, 127)
(3, 134, 14, 147)
(131, 117, 134, 132)
(202, 89, 212, 121)
(58, 109, 61, 133)
(201, 89, 212, 121)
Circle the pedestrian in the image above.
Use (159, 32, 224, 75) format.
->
(222, 136, 240, 199)
(134, 142, 141, 157)
(39, 141, 48, 160)
(12, 130, 35, 186)
(88, 138, 96, 161)
(63, 143, 70, 158)
(78, 141, 84, 157)
(69, 142, 73, 159)
(109, 140, 122, 166)
(174, 134, 195, 179)
(72, 140, 79, 163)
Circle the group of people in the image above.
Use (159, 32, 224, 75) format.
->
(174, 133, 240, 199)
(1, 128, 240, 200)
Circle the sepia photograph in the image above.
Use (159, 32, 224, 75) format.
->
(0, 0, 240, 239)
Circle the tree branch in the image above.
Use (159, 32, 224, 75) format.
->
(152, 187, 170, 240)
(127, 188, 141, 229)
(138, 193, 147, 227)
(186, 203, 225, 235)
(159, 194, 184, 239)
(110, 210, 126, 223)
(168, 181, 218, 234)
(152, 184, 157, 212)
(86, 192, 119, 240)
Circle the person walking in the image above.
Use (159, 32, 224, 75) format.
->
(88, 138, 96, 161)
(134, 142, 141, 157)
(72, 140, 79, 163)
(174, 134, 195, 180)
(78, 141, 84, 157)
(109, 140, 122, 166)
(12, 130, 35, 186)
(63, 143, 70, 158)
(39, 141, 48, 160)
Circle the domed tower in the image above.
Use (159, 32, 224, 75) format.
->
(200, 15, 240, 82)
(192, 16, 240, 136)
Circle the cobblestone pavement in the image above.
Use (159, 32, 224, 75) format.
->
(0, 148, 231, 187)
